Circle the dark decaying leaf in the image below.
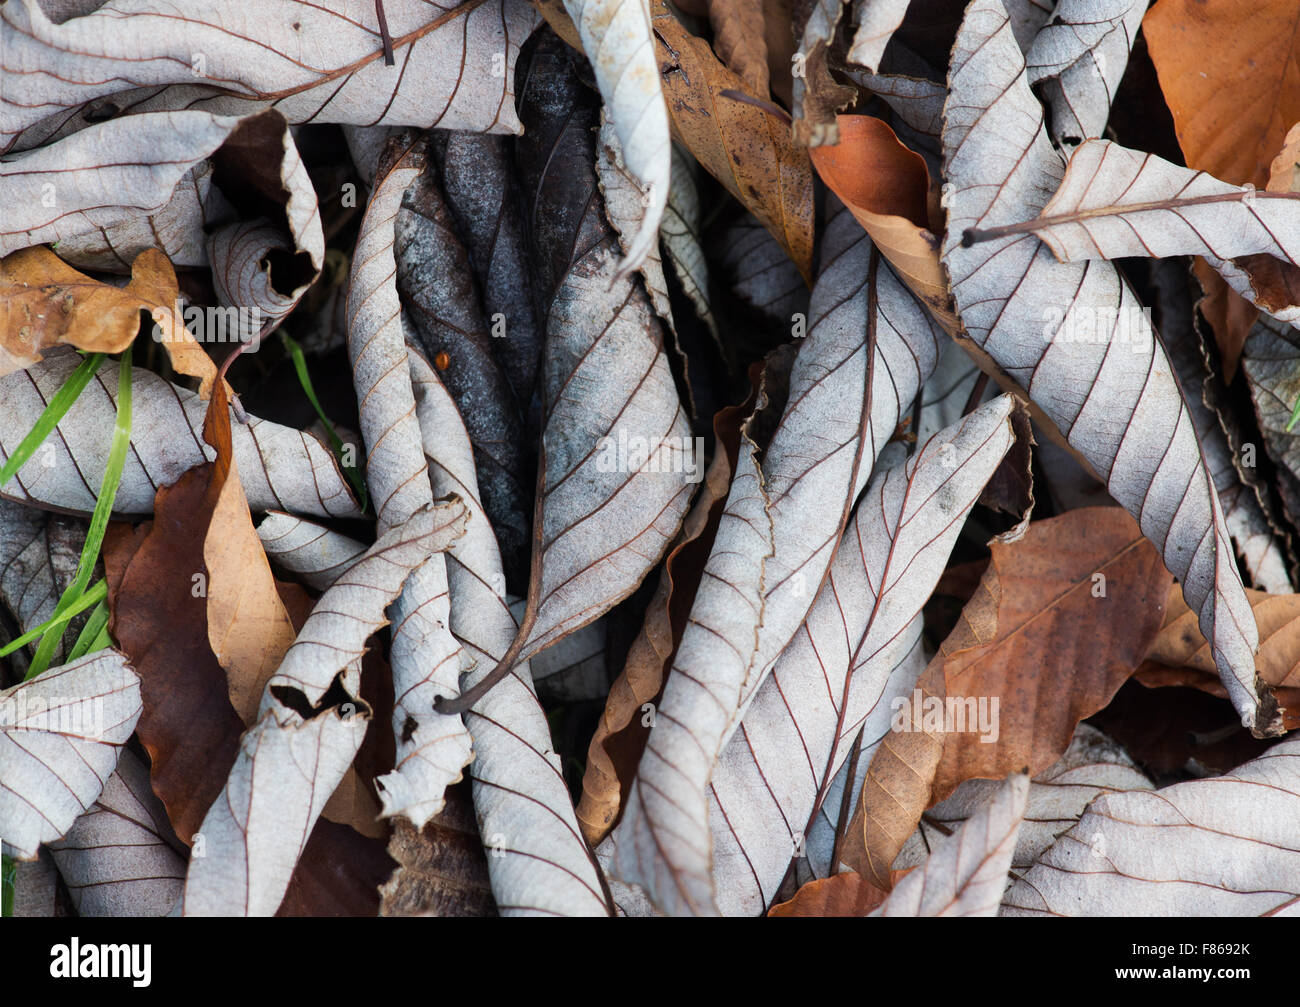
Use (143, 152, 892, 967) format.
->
(429, 130, 544, 423)
(443, 29, 693, 710)
(396, 158, 532, 591)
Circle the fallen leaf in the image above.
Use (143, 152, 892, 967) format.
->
(767, 872, 895, 917)
(0, 110, 240, 260)
(848, 507, 1174, 888)
(451, 35, 692, 707)
(847, 0, 911, 72)
(1152, 258, 1292, 594)
(577, 378, 757, 846)
(346, 134, 474, 829)
(809, 114, 954, 328)
(791, 0, 857, 146)
(0, 348, 359, 519)
(1139, 580, 1300, 730)
(256, 512, 368, 592)
(895, 723, 1153, 873)
(409, 348, 611, 915)
(0, 650, 141, 860)
(707, 0, 770, 96)
(706, 395, 1023, 917)
(610, 207, 946, 916)
(0, 248, 217, 389)
(1024, 0, 1146, 147)
(430, 130, 544, 423)
(1004, 736, 1300, 915)
(202, 380, 298, 725)
(396, 153, 531, 590)
(1143, 0, 1300, 191)
(0, 0, 542, 152)
(180, 499, 469, 916)
(941, 0, 1268, 734)
(0, 499, 83, 671)
(651, 2, 816, 281)
(47, 749, 186, 917)
(659, 145, 721, 348)
(1144, 0, 1300, 377)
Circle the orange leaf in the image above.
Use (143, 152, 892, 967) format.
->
(767, 871, 907, 917)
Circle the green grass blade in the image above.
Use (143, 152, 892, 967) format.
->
(1, 579, 108, 660)
(26, 347, 133, 679)
(66, 598, 111, 663)
(1, 855, 13, 917)
(1288, 395, 1300, 433)
(0, 352, 104, 488)
(281, 332, 368, 511)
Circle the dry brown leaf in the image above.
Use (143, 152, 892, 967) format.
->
(203, 381, 298, 726)
(1271, 122, 1300, 193)
(1137, 582, 1300, 731)
(845, 507, 1175, 888)
(535, 1, 814, 279)
(0, 247, 217, 391)
(844, 651, 945, 886)
(766, 871, 903, 917)
(1144, 0, 1300, 191)
(652, 1, 815, 281)
(707, 0, 770, 96)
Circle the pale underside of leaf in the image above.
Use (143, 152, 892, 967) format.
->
(610, 210, 946, 915)
(182, 503, 461, 915)
(847, 0, 912, 73)
(0, 0, 540, 152)
(48, 748, 186, 917)
(708, 395, 1021, 916)
(1024, 0, 1146, 147)
(0, 349, 360, 520)
(0, 109, 241, 258)
(256, 512, 367, 592)
(0, 650, 141, 860)
(408, 349, 610, 915)
(940, 0, 1266, 733)
(346, 140, 473, 829)
(1003, 736, 1300, 916)
(562, 0, 670, 274)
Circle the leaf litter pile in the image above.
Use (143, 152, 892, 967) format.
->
(1, 0, 1299, 919)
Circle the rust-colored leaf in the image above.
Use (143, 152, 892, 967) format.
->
(1145, 0, 1300, 379)
(766, 871, 907, 917)
(652, 2, 815, 281)
(810, 114, 954, 328)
